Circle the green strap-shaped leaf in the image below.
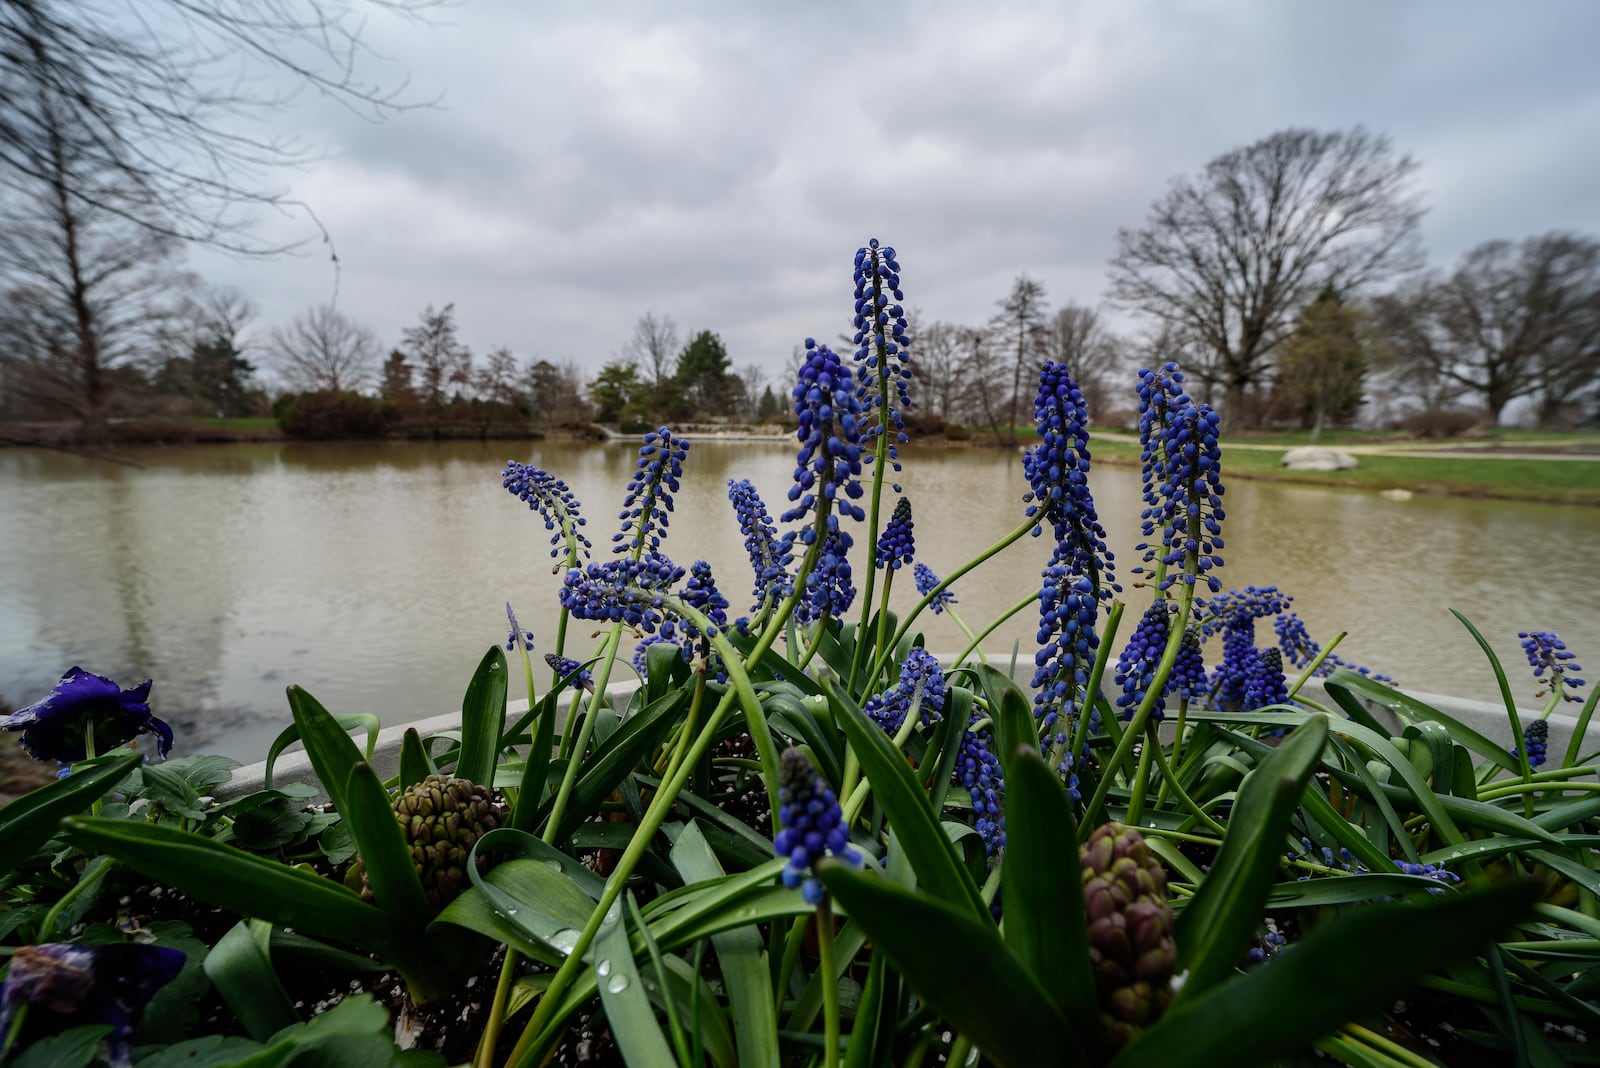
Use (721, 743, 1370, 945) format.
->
(670, 822, 778, 1068)
(509, 691, 558, 834)
(397, 728, 435, 791)
(284, 686, 366, 812)
(592, 894, 675, 1067)
(455, 645, 508, 787)
(538, 687, 686, 843)
(820, 864, 1083, 1068)
(342, 761, 431, 927)
(830, 678, 986, 919)
(0, 751, 140, 861)
(1326, 668, 1519, 773)
(204, 920, 300, 1041)
(1118, 881, 1539, 1068)
(1000, 745, 1100, 1047)
(1174, 714, 1328, 1002)
(62, 816, 399, 951)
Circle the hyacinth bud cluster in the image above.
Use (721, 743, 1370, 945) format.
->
(614, 427, 688, 555)
(1520, 630, 1586, 703)
(360, 775, 502, 914)
(559, 554, 686, 635)
(1115, 600, 1175, 721)
(1516, 719, 1550, 769)
(876, 497, 915, 570)
(784, 339, 867, 535)
(1080, 822, 1177, 1047)
(863, 648, 947, 734)
(852, 238, 912, 484)
(504, 602, 535, 653)
(796, 526, 856, 626)
(773, 747, 860, 905)
(544, 653, 595, 692)
(728, 478, 794, 614)
(501, 460, 592, 560)
(1133, 363, 1187, 580)
(1155, 402, 1225, 593)
(913, 562, 957, 614)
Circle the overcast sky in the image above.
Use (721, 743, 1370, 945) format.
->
(187, 0, 1600, 387)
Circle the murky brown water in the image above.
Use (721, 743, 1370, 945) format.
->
(3, 439, 1597, 759)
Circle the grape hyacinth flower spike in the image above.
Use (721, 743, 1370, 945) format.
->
(876, 497, 915, 570)
(544, 653, 595, 693)
(2, 667, 173, 763)
(1520, 631, 1586, 704)
(852, 238, 912, 485)
(0, 943, 186, 1067)
(728, 478, 794, 615)
(504, 602, 535, 653)
(783, 339, 867, 536)
(913, 562, 957, 614)
(773, 747, 860, 904)
(501, 461, 592, 561)
(614, 427, 689, 555)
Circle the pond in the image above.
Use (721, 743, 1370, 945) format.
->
(2, 438, 1597, 760)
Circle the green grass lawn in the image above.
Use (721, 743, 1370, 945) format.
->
(1090, 437, 1600, 506)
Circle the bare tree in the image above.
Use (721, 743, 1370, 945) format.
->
(736, 363, 766, 419)
(402, 302, 472, 423)
(271, 304, 380, 393)
(622, 312, 681, 390)
(0, 38, 186, 426)
(988, 275, 1050, 443)
(1109, 127, 1424, 425)
(913, 319, 967, 423)
(1046, 303, 1124, 420)
(1, 0, 434, 254)
(1372, 233, 1600, 425)
(958, 326, 1008, 439)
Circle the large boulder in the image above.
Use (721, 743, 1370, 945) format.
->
(1280, 446, 1358, 471)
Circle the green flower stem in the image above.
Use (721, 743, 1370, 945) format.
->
(1340, 1023, 1446, 1068)
(1561, 684, 1600, 769)
(1080, 577, 1197, 836)
(817, 897, 843, 1068)
(951, 590, 1036, 671)
(1161, 698, 1192, 800)
(542, 622, 625, 845)
(1286, 634, 1345, 699)
(1145, 727, 1227, 836)
(1124, 727, 1158, 826)
(873, 567, 897, 681)
(1135, 826, 1223, 849)
(1058, 600, 1125, 773)
(868, 514, 1042, 686)
(34, 855, 113, 942)
(848, 426, 893, 693)
(774, 915, 809, 1020)
(943, 606, 989, 667)
(947, 1035, 975, 1068)
(1478, 779, 1600, 802)
(511, 543, 824, 1066)
(476, 950, 521, 1068)
(657, 667, 708, 777)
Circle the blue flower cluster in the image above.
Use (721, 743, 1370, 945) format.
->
(1171, 629, 1209, 702)
(614, 428, 689, 555)
(501, 461, 592, 559)
(876, 497, 915, 570)
(728, 479, 794, 614)
(795, 527, 856, 625)
(2, 667, 173, 763)
(863, 649, 947, 734)
(1031, 560, 1100, 749)
(504, 601, 535, 653)
(956, 718, 1005, 855)
(1515, 718, 1550, 769)
(544, 653, 595, 692)
(1021, 363, 1116, 590)
(783, 340, 867, 534)
(1273, 611, 1396, 685)
(559, 554, 685, 634)
(1115, 600, 1174, 721)
(852, 239, 911, 485)
(1212, 622, 1258, 711)
(1520, 630, 1586, 703)
(1154, 402, 1225, 593)
(913, 562, 957, 615)
(774, 747, 860, 905)
(1133, 362, 1188, 580)
(1244, 647, 1291, 721)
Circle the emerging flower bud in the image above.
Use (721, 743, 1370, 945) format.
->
(1080, 822, 1178, 1048)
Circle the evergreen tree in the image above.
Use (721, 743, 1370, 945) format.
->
(674, 330, 737, 417)
(1277, 287, 1368, 439)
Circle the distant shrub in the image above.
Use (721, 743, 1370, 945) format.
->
(279, 391, 391, 439)
(1400, 408, 1488, 439)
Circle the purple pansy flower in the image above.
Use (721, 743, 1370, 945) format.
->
(0, 943, 185, 1067)
(1, 668, 173, 762)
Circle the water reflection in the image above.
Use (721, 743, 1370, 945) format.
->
(1, 440, 1596, 760)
